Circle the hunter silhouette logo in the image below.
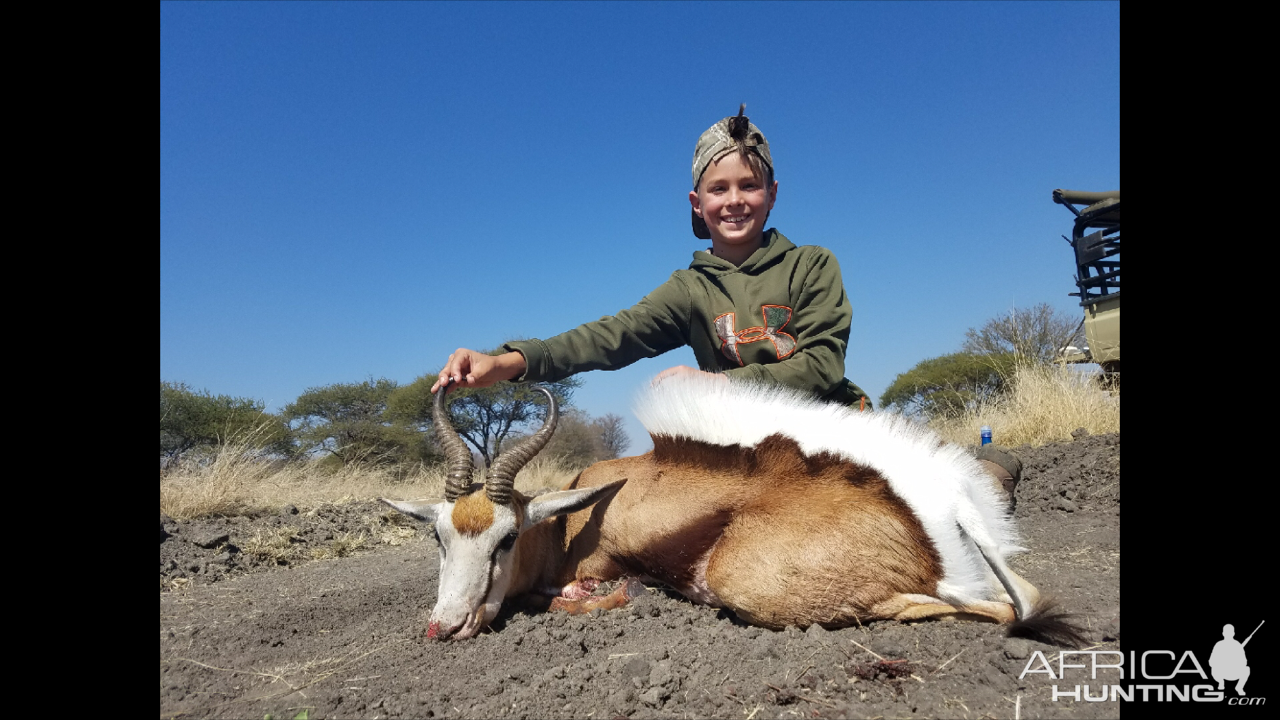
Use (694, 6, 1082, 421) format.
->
(1020, 618, 1267, 704)
(1212, 621, 1262, 696)
(714, 305, 795, 365)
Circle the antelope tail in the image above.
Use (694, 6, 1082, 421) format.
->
(958, 508, 1090, 648)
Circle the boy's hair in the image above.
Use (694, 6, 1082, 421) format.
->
(691, 105, 774, 240)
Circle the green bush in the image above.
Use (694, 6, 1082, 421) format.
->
(160, 381, 291, 464)
(879, 352, 1019, 419)
(284, 378, 435, 467)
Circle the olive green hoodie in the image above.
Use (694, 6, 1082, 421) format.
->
(504, 229, 870, 407)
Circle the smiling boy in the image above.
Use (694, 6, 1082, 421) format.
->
(431, 105, 872, 409)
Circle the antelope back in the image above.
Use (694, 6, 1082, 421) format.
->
(632, 375, 1021, 603)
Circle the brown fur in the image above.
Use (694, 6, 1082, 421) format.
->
(507, 499, 568, 596)
(531, 433, 948, 630)
(451, 492, 495, 536)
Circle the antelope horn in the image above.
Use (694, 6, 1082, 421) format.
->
(484, 386, 558, 505)
(433, 380, 475, 502)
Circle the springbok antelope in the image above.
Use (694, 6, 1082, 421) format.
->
(382, 375, 1084, 645)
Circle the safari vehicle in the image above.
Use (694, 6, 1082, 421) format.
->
(1053, 189, 1119, 379)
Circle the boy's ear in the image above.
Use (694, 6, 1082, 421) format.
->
(767, 180, 778, 211)
(689, 189, 702, 217)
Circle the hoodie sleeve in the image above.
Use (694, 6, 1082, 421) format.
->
(721, 247, 853, 398)
(503, 273, 692, 383)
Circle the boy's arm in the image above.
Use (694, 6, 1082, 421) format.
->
(721, 248, 853, 398)
(503, 274, 692, 383)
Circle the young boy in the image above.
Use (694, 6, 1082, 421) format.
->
(430, 105, 873, 409)
(430, 105, 1024, 507)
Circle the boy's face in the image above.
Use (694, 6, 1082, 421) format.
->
(690, 153, 778, 262)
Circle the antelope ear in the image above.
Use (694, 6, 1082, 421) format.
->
(380, 498, 443, 524)
(525, 480, 626, 527)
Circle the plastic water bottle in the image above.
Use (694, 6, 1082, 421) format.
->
(980, 425, 992, 446)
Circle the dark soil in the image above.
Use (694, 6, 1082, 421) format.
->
(161, 432, 1120, 719)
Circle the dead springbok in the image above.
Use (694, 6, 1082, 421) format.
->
(382, 375, 1084, 645)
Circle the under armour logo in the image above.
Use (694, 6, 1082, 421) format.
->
(714, 305, 796, 365)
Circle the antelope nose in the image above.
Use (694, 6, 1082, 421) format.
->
(427, 618, 463, 641)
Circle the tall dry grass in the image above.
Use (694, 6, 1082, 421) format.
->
(160, 441, 582, 521)
(926, 363, 1119, 447)
(163, 365, 1117, 519)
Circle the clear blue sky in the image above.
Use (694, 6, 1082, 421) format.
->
(160, 1, 1119, 453)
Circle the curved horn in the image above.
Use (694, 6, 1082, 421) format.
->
(485, 386, 558, 505)
(433, 381, 475, 502)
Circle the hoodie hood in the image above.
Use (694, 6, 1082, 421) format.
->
(689, 229, 795, 276)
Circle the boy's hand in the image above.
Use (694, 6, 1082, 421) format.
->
(652, 365, 729, 386)
(430, 349, 527, 393)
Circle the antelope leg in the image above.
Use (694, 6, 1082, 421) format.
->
(549, 578, 647, 615)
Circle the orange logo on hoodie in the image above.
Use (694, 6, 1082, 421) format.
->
(714, 305, 796, 365)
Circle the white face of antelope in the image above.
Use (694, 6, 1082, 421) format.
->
(381, 482, 624, 641)
(430, 497, 524, 640)
(381, 493, 521, 640)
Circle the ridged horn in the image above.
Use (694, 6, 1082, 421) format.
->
(433, 381, 475, 502)
(484, 386, 558, 505)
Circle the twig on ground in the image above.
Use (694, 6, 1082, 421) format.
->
(763, 684, 837, 709)
(177, 657, 300, 692)
(934, 648, 966, 673)
(850, 639, 886, 661)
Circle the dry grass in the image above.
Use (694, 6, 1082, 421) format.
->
(312, 531, 368, 560)
(242, 525, 301, 563)
(238, 524, 372, 564)
(927, 363, 1119, 447)
(160, 440, 582, 521)
(163, 365, 1115, 520)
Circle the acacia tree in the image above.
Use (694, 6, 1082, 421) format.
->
(961, 303, 1084, 365)
(284, 378, 432, 466)
(388, 372, 581, 467)
(879, 353, 1019, 418)
(160, 381, 291, 465)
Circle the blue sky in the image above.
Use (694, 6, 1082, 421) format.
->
(160, 1, 1120, 453)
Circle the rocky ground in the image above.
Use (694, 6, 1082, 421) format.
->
(160, 431, 1119, 719)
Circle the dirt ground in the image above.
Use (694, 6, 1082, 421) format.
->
(160, 431, 1119, 719)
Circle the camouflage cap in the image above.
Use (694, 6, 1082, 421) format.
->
(691, 104, 773, 189)
(691, 105, 773, 239)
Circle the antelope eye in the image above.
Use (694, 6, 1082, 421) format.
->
(497, 532, 518, 552)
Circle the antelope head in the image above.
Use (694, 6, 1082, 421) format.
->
(381, 384, 622, 640)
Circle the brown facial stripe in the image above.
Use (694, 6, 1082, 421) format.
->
(451, 492, 495, 535)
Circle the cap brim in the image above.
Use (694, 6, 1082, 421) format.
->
(691, 209, 711, 240)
